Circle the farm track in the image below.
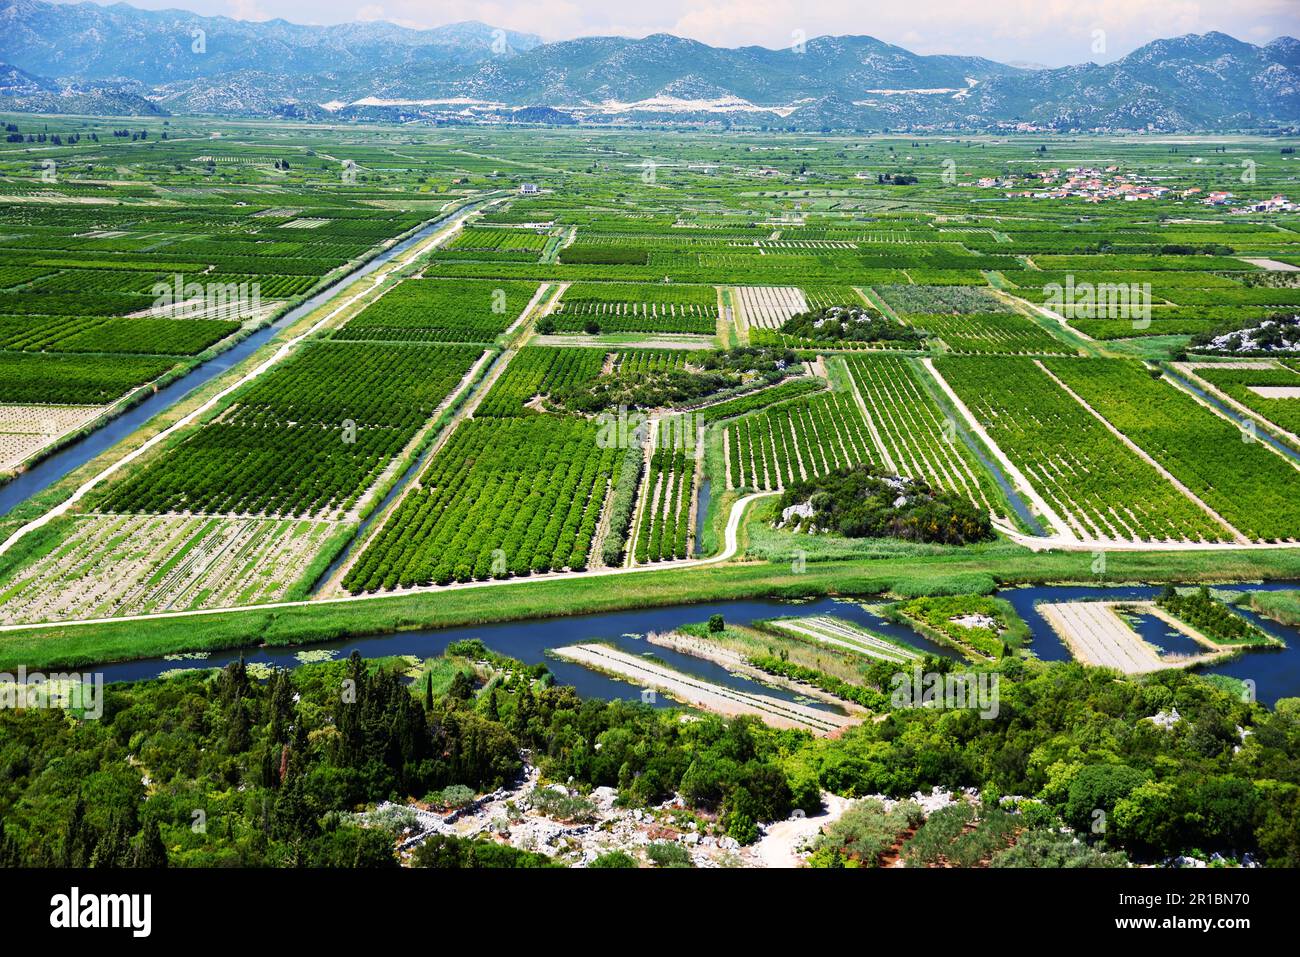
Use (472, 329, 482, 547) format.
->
(314, 284, 562, 595)
(0, 492, 778, 635)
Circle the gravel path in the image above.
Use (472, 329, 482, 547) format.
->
(752, 793, 854, 868)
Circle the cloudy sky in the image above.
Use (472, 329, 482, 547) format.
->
(64, 0, 1300, 66)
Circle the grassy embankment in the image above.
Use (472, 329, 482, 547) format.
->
(5, 528, 1300, 671)
(1239, 589, 1300, 627)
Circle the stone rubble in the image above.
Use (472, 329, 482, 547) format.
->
(375, 765, 987, 868)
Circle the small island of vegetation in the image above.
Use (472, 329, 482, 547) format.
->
(780, 303, 926, 345)
(549, 347, 800, 413)
(775, 464, 995, 546)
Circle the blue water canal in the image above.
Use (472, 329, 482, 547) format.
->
(0, 197, 495, 518)
(6, 194, 1299, 710)
(87, 582, 1300, 707)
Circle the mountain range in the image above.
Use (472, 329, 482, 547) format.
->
(1, 0, 1297, 130)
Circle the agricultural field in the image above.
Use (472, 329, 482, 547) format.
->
(335, 277, 541, 342)
(936, 356, 1231, 543)
(94, 342, 481, 519)
(843, 354, 1007, 518)
(550, 641, 854, 734)
(0, 124, 449, 478)
(1041, 358, 1300, 542)
(1035, 600, 1241, 674)
(550, 282, 717, 334)
(724, 390, 878, 491)
(1, 120, 1300, 647)
(631, 424, 698, 564)
(0, 315, 241, 355)
(441, 225, 550, 262)
(0, 351, 174, 405)
(0, 404, 105, 471)
(1184, 361, 1300, 437)
(342, 416, 619, 589)
(0, 514, 337, 623)
(696, 377, 826, 423)
(475, 345, 607, 416)
(735, 285, 807, 331)
(747, 285, 917, 350)
(876, 285, 1073, 354)
(616, 348, 709, 373)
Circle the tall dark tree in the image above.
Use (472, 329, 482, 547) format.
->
(131, 820, 168, 869)
(0, 819, 22, 867)
(448, 671, 474, 702)
(90, 813, 132, 868)
(62, 796, 95, 868)
(269, 669, 295, 744)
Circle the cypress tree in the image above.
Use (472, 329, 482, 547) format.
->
(90, 814, 131, 868)
(0, 819, 22, 868)
(63, 796, 95, 868)
(269, 669, 295, 744)
(448, 671, 474, 702)
(131, 821, 168, 869)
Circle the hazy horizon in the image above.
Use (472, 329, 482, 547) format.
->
(40, 0, 1300, 67)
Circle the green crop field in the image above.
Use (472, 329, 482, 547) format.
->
(94, 342, 480, 518)
(3, 119, 1300, 645)
(4, 105, 1300, 878)
(551, 281, 718, 334)
(335, 277, 540, 342)
(724, 391, 879, 491)
(936, 355, 1232, 543)
(343, 416, 619, 588)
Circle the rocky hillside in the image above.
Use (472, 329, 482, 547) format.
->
(0, 0, 1295, 130)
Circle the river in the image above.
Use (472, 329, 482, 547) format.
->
(84, 582, 1300, 706)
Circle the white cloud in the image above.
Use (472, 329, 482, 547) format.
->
(227, 0, 272, 21)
